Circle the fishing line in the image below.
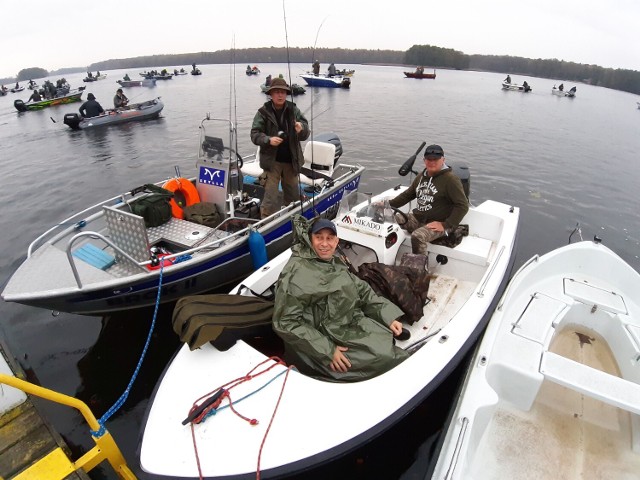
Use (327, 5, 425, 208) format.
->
(229, 35, 242, 192)
(280, 0, 312, 216)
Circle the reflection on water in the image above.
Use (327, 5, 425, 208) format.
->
(1, 63, 639, 479)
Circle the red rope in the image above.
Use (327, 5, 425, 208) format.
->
(256, 364, 294, 480)
(187, 357, 290, 480)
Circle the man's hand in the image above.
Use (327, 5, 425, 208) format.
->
(330, 346, 351, 373)
(390, 320, 403, 336)
(426, 221, 445, 233)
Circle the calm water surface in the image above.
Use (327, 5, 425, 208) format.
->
(1, 64, 639, 479)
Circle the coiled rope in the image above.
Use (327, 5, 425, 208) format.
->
(186, 357, 294, 480)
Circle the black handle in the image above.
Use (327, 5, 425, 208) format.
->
(398, 141, 426, 176)
(181, 389, 226, 425)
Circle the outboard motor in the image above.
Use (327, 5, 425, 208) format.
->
(63, 113, 82, 130)
(451, 163, 471, 199)
(13, 100, 27, 112)
(314, 132, 343, 166)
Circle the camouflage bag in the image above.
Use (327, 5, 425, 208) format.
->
(430, 224, 469, 249)
(355, 263, 430, 325)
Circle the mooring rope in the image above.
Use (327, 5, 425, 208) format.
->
(90, 259, 165, 437)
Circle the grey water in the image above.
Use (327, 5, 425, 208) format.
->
(1, 63, 639, 479)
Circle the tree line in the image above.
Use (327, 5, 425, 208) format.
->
(3, 45, 639, 95)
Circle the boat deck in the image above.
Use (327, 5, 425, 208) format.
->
(468, 328, 640, 479)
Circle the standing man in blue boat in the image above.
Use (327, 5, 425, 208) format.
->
(250, 77, 310, 219)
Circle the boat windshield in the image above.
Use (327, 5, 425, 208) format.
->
(336, 190, 396, 223)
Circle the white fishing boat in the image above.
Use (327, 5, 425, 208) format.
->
(431, 240, 640, 479)
(138, 178, 520, 478)
(552, 85, 576, 97)
(502, 81, 532, 92)
(300, 73, 351, 88)
(1, 117, 363, 315)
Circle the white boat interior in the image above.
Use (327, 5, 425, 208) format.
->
(139, 188, 520, 479)
(432, 241, 640, 480)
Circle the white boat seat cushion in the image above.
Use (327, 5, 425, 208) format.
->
(241, 141, 336, 187)
(241, 148, 264, 179)
(299, 141, 335, 186)
(428, 235, 493, 266)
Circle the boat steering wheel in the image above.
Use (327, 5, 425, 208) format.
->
(202, 145, 244, 169)
(389, 206, 409, 226)
(370, 204, 409, 226)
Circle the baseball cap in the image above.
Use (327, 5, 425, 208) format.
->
(424, 144, 444, 159)
(311, 218, 337, 235)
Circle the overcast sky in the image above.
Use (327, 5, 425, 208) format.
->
(2, 0, 638, 79)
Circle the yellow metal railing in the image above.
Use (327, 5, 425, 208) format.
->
(0, 374, 136, 480)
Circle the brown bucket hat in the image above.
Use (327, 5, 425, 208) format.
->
(265, 77, 291, 94)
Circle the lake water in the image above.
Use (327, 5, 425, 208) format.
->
(1, 63, 639, 479)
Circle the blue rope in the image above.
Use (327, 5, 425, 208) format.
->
(200, 368, 292, 423)
(90, 260, 165, 437)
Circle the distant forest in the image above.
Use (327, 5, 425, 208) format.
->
(4, 45, 639, 95)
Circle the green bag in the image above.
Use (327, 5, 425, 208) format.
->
(129, 184, 174, 227)
(182, 202, 222, 228)
(172, 293, 275, 351)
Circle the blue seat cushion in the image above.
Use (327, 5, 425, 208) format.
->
(72, 244, 116, 270)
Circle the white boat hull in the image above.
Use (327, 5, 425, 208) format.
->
(432, 240, 640, 479)
(139, 193, 520, 478)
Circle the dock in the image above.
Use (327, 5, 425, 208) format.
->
(0, 337, 89, 479)
(1, 337, 127, 479)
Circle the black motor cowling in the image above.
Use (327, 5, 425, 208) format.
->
(63, 113, 82, 130)
(313, 132, 343, 166)
(14, 100, 27, 112)
(451, 163, 471, 199)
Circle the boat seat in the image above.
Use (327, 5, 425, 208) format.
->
(540, 350, 640, 415)
(427, 235, 493, 266)
(299, 141, 335, 186)
(241, 148, 264, 180)
(542, 349, 640, 453)
(241, 140, 336, 188)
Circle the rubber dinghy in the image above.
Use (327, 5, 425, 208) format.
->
(63, 98, 164, 130)
(431, 240, 640, 479)
(138, 177, 520, 479)
(1, 116, 363, 315)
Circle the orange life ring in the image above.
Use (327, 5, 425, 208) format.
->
(162, 177, 200, 219)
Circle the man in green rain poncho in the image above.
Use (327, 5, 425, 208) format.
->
(272, 215, 409, 382)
